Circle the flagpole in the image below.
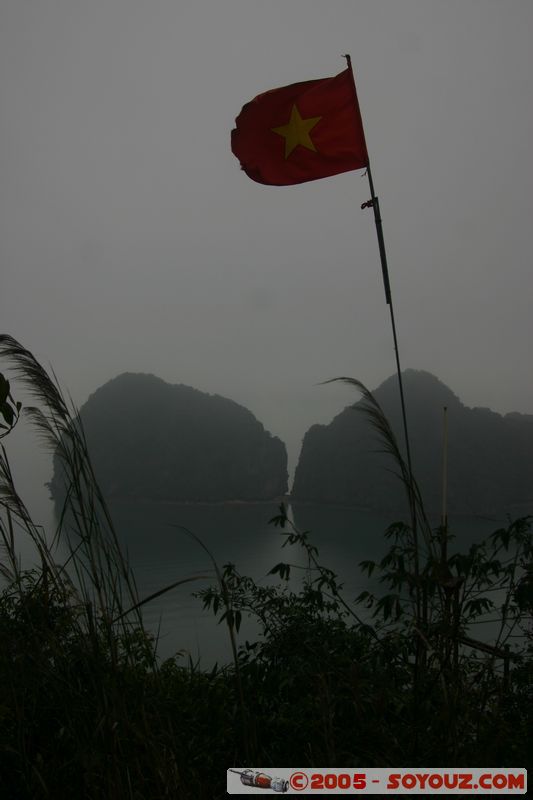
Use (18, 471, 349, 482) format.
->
(344, 54, 419, 574)
(365, 160, 415, 488)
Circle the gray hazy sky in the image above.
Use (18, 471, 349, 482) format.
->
(1, 0, 532, 491)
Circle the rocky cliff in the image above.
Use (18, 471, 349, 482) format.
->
(49, 373, 288, 503)
(292, 370, 533, 515)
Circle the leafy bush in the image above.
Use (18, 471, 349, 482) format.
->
(199, 506, 532, 768)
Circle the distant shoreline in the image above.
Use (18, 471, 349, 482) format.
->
(51, 492, 533, 518)
(107, 495, 292, 508)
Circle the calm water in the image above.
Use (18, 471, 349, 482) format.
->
(6, 497, 507, 666)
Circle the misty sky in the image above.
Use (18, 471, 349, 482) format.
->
(1, 0, 532, 494)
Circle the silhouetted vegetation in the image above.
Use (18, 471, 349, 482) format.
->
(49, 372, 288, 505)
(293, 369, 533, 514)
(0, 337, 531, 798)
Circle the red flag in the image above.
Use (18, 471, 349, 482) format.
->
(231, 68, 368, 186)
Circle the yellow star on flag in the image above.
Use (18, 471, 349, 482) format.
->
(272, 104, 322, 159)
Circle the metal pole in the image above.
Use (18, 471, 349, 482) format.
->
(366, 161, 416, 495)
(344, 55, 418, 576)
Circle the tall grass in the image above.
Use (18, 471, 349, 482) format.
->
(0, 336, 202, 797)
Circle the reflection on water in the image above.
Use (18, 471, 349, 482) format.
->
(109, 500, 289, 665)
(3, 496, 507, 666)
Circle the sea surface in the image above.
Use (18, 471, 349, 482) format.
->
(6, 495, 507, 666)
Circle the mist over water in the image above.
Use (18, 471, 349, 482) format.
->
(111, 502, 519, 663)
(3, 472, 503, 665)
(2, 375, 527, 666)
